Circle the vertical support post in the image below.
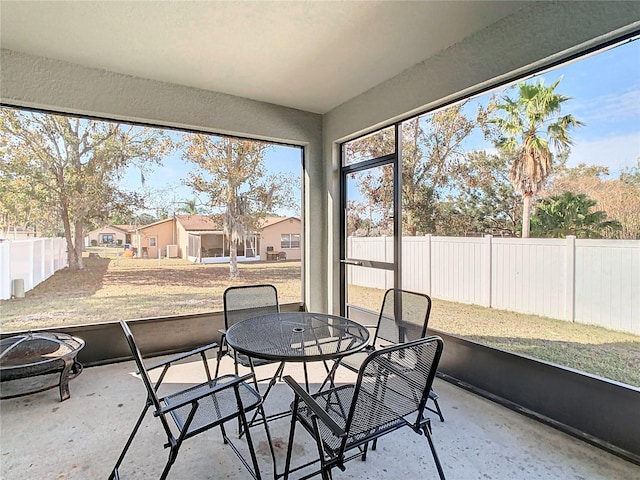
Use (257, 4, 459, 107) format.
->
(40, 238, 45, 285)
(29, 238, 35, 291)
(49, 238, 54, 277)
(394, 123, 402, 292)
(565, 235, 576, 322)
(425, 234, 432, 296)
(482, 235, 492, 307)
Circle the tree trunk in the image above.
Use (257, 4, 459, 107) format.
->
(229, 240, 239, 279)
(74, 220, 84, 270)
(60, 203, 81, 270)
(521, 193, 532, 238)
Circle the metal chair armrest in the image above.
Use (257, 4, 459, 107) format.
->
(145, 342, 218, 372)
(155, 372, 256, 415)
(283, 375, 346, 438)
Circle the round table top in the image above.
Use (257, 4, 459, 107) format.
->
(226, 311, 369, 362)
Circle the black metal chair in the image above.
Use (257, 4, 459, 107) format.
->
(283, 336, 446, 480)
(215, 284, 280, 380)
(325, 288, 444, 422)
(109, 320, 263, 480)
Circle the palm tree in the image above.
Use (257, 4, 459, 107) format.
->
(176, 199, 198, 215)
(491, 78, 583, 237)
(531, 191, 622, 238)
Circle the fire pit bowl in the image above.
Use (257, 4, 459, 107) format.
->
(0, 332, 85, 401)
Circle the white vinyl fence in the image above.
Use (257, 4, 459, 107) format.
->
(348, 235, 640, 335)
(0, 238, 68, 300)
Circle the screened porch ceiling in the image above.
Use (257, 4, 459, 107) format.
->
(0, 1, 534, 114)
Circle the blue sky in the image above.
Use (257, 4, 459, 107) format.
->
(127, 37, 639, 215)
(123, 133, 303, 217)
(472, 37, 640, 177)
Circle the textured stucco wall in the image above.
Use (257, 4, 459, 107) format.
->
(0, 49, 326, 311)
(322, 1, 640, 311)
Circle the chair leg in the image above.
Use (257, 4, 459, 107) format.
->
(422, 421, 446, 480)
(238, 407, 262, 480)
(214, 340, 226, 378)
(109, 403, 152, 479)
(200, 351, 212, 382)
(361, 441, 369, 460)
(427, 390, 445, 422)
(283, 398, 299, 480)
(159, 441, 181, 480)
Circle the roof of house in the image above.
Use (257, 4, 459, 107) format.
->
(86, 224, 133, 234)
(136, 217, 176, 231)
(112, 224, 134, 232)
(175, 214, 224, 232)
(260, 216, 300, 228)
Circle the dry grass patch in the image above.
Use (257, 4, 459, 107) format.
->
(2, 259, 638, 386)
(349, 285, 640, 386)
(1, 256, 302, 330)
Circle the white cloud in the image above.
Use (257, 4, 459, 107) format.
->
(567, 132, 640, 175)
(572, 87, 640, 126)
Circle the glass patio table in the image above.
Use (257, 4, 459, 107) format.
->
(225, 311, 369, 479)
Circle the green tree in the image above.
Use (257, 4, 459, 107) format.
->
(175, 198, 199, 215)
(531, 192, 621, 238)
(181, 135, 295, 279)
(0, 108, 170, 269)
(345, 104, 474, 235)
(549, 162, 640, 239)
(489, 78, 583, 237)
(444, 150, 522, 236)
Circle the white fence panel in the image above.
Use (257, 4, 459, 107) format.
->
(0, 238, 68, 300)
(575, 240, 640, 334)
(431, 236, 488, 306)
(402, 236, 430, 293)
(0, 242, 11, 300)
(347, 235, 639, 335)
(491, 238, 568, 320)
(347, 237, 392, 289)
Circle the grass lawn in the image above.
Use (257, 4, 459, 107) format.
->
(2, 256, 638, 387)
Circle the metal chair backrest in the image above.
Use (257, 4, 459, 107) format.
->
(223, 284, 279, 329)
(120, 320, 163, 411)
(373, 288, 432, 346)
(345, 336, 443, 445)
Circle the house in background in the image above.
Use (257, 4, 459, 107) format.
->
(259, 216, 301, 261)
(84, 225, 132, 247)
(132, 217, 176, 259)
(1, 227, 37, 240)
(126, 214, 300, 263)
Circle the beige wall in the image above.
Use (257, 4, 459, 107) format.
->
(260, 218, 301, 260)
(137, 220, 175, 259)
(85, 227, 127, 247)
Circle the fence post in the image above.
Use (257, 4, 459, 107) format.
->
(29, 239, 35, 291)
(425, 234, 432, 296)
(482, 235, 492, 307)
(40, 238, 46, 285)
(565, 235, 576, 322)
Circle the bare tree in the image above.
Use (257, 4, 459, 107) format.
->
(181, 134, 296, 279)
(0, 108, 170, 269)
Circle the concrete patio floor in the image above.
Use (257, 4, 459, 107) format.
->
(1, 354, 638, 480)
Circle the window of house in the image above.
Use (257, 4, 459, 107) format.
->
(341, 37, 640, 388)
(101, 234, 114, 244)
(1, 107, 304, 332)
(281, 234, 300, 249)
